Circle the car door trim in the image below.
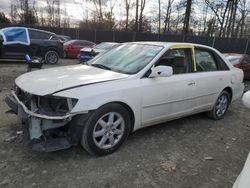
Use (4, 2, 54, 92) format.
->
(142, 92, 218, 109)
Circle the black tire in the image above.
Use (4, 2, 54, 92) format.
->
(45, 50, 59, 64)
(81, 103, 131, 156)
(207, 90, 230, 120)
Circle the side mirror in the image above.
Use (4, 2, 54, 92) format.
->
(149, 66, 173, 78)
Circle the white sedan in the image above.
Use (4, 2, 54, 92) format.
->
(5, 42, 244, 155)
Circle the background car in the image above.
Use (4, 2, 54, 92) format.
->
(79, 42, 119, 63)
(57, 35, 71, 43)
(224, 53, 250, 79)
(0, 28, 63, 64)
(63, 39, 95, 59)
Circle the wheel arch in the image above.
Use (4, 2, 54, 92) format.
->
(223, 86, 233, 103)
(98, 101, 135, 133)
(44, 47, 61, 58)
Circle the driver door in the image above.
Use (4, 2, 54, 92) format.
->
(140, 47, 197, 127)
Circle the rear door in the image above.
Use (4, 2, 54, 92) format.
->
(0, 35, 3, 58)
(28, 29, 53, 57)
(191, 47, 231, 111)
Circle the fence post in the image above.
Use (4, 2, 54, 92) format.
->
(133, 32, 136, 42)
(113, 31, 115, 42)
(94, 30, 97, 43)
(212, 36, 216, 47)
(75, 28, 77, 39)
(244, 38, 250, 54)
(182, 35, 185, 42)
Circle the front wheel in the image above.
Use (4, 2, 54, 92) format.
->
(81, 103, 131, 156)
(207, 90, 230, 120)
(45, 50, 59, 64)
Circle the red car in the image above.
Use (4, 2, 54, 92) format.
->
(225, 53, 250, 80)
(63, 40, 95, 58)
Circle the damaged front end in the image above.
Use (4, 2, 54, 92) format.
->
(5, 85, 85, 152)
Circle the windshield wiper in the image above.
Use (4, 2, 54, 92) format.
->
(91, 63, 112, 70)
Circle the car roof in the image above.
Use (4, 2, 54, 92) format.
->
(57, 35, 70, 37)
(28, 28, 56, 35)
(99, 42, 118, 44)
(67, 39, 94, 43)
(75, 39, 93, 42)
(125, 41, 216, 49)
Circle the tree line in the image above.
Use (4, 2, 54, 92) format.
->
(0, 0, 249, 38)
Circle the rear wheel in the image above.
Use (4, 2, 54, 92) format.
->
(207, 90, 230, 120)
(81, 103, 131, 156)
(45, 50, 59, 64)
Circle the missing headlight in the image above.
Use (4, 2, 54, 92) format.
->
(37, 96, 78, 116)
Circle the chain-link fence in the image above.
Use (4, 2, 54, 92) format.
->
(1, 23, 249, 55)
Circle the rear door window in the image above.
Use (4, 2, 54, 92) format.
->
(195, 49, 218, 72)
(195, 48, 229, 71)
(29, 29, 51, 40)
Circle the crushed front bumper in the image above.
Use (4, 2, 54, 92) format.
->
(5, 92, 74, 152)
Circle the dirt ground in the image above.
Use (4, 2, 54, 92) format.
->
(0, 59, 250, 188)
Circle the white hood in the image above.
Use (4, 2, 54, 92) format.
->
(15, 65, 128, 96)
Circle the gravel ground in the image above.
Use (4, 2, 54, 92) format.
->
(0, 59, 250, 188)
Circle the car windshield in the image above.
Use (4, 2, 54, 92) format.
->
(89, 44, 163, 74)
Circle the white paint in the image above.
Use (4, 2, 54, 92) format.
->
(15, 64, 129, 96)
(149, 66, 173, 78)
(242, 91, 250, 109)
(15, 42, 245, 132)
(233, 152, 250, 188)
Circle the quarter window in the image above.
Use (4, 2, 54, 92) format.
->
(195, 49, 218, 72)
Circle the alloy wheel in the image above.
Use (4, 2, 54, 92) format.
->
(215, 94, 228, 117)
(46, 51, 58, 64)
(93, 112, 125, 149)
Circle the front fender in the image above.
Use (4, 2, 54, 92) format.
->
(54, 79, 142, 130)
